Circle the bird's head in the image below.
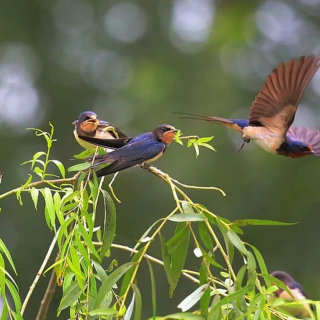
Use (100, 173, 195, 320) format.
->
(73, 111, 99, 133)
(278, 140, 316, 158)
(271, 271, 294, 286)
(153, 124, 178, 144)
(270, 271, 295, 298)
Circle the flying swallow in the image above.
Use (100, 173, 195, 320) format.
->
(83, 124, 178, 177)
(178, 55, 320, 158)
(271, 271, 312, 318)
(72, 111, 127, 150)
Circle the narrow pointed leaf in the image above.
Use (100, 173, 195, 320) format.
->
(94, 262, 135, 308)
(120, 249, 143, 296)
(132, 284, 142, 320)
(30, 187, 39, 210)
(166, 225, 189, 254)
(124, 292, 135, 320)
(147, 259, 157, 320)
(50, 160, 65, 178)
(177, 284, 209, 312)
(227, 230, 247, 255)
(159, 234, 173, 286)
(209, 283, 254, 314)
(67, 162, 90, 172)
(208, 295, 221, 320)
(198, 221, 213, 250)
(58, 282, 83, 312)
(170, 223, 190, 296)
(100, 190, 116, 260)
(232, 219, 297, 227)
(43, 187, 56, 230)
(169, 213, 205, 222)
(0, 239, 17, 274)
(89, 308, 117, 316)
(249, 245, 270, 286)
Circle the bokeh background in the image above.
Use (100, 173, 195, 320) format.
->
(1, 0, 320, 318)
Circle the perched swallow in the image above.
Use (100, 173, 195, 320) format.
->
(84, 124, 178, 177)
(271, 271, 312, 318)
(178, 55, 320, 158)
(73, 111, 127, 150)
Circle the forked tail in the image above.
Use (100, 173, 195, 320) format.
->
(175, 112, 246, 133)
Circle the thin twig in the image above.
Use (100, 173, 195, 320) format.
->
(142, 164, 226, 197)
(21, 233, 58, 315)
(0, 174, 80, 201)
(97, 243, 200, 284)
(35, 269, 57, 320)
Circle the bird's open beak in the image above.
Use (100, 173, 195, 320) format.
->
(170, 129, 178, 133)
(86, 118, 99, 124)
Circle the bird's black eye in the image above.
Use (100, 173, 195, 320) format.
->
(84, 116, 91, 121)
(162, 127, 168, 132)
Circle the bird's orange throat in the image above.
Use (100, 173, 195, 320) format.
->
(162, 131, 176, 144)
(81, 120, 99, 133)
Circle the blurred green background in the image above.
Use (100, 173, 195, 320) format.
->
(1, 0, 320, 318)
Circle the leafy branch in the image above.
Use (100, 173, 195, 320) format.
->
(0, 123, 316, 320)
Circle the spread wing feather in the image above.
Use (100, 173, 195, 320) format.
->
(249, 55, 320, 138)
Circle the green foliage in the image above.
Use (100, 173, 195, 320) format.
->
(0, 123, 316, 320)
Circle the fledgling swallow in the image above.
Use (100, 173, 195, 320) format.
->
(271, 271, 312, 318)
(72, 111, 127, 150)
(178, 55, 320, 158)
(83, 124, 178, 177)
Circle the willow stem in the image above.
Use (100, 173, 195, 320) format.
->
(21, 233, 58, 315)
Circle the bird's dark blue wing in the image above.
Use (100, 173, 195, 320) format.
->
(92, 139, 166, 176)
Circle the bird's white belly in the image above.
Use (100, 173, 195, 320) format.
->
(242, 127, 283, 154)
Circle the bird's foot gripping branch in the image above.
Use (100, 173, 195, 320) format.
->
(0, 123, 318, 320)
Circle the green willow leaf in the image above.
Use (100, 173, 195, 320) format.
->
(5, 279, 22, 312)
(132, 284, 142, 320)
(163, 314, 205, 320)
(227, 230, 247, 255)
(198, 221, 213, 250)
(0, 239, 17, 275)
(42, 187, 56, 231)
(92, 260, 108, 283)
(0, 303, 8, 320)
(120, 249, 143, 296)
(169, 213, 205, 222)
(166, 225, 189, 254)
(199, 247, 223, 269)
(249, 246, 269, 286)
(199, 261, 210, 316)
(170, 223, 190, 297)
(67, 162, 90, 172)
(160, 234, 172, 287)
(88, 308, 117, 316)
(94, 262, 135, 309)
(210, 282, 254, 314)
(147, 259, 157, 320)
(58, 282, 83, 312)
(50, 159, 65, 178)
(30, 187, 39, 210)
(77, 223, 100, 260)
(74, 148, 96, 159)
(208, 295, 221, 320)
(232, 219, 297, 227)
(100, 190, 116, 261)
(133, 219, 162, 251)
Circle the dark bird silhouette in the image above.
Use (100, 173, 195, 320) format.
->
(82, 124, 178, 177)
(178, 55, 320, 158)
(73, 111, 127, 150)
(271, 271, 312, 318)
